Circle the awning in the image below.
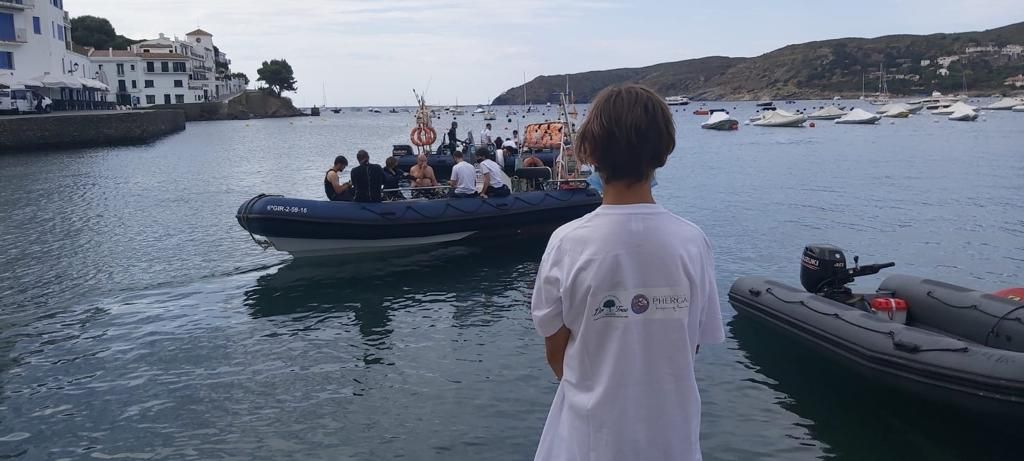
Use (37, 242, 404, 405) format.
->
(32, 74, 81, 88)
(76, 76, 109, 91)
(17, 79, 45, 88)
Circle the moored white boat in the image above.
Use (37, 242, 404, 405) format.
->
(835, 108, 881, 125)
(948, 107, 979, 121)
(665, 95, 691, 106)
(751, 109, 807, 127)
(932, 101, 976, 116)
(1013, 106, 1024, 112)
(700, 112, 739, 130)
(882, 107, 911, 118)
(876, 102, 922, 114)
(807, 106, 848, 120)
(985, 97, 1024, 110)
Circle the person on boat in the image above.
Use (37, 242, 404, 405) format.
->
(448, 150, 478, 198)
(324, 155, 354, 201)
(480, 123, 494, 147)
(409, 154, 439, 198)
(530, 84, 724, 461)
(447, 121, 463, 153)
(351, 150, 385, 203)
(494, 136, 504, 151)
(512, 129, 521, 146)
(476, 147, 510, 198)
(382, 157, 407, 201)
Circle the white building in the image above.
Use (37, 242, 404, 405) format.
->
(920, 59, 931, 67)
(937, 56, 960, 68)
(965, 45, 998, 54)
(937, 68, 950, 77)
(1002, 45, 1023, 58)
(1006, 75, 1024, 88)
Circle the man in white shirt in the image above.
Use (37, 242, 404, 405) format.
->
(531, 84, 724, 461)
(475, 147, 510, 198)
(501, 137, 517, 150)
(448, 150, 478, 198)
(480, 123, 494, 147)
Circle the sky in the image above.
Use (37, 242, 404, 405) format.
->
(74, 0, 1024, 107)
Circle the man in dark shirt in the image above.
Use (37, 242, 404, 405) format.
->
(447, 121, 462, 153)
(350, 150, 385, 203)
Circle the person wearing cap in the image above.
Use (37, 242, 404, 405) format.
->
(324, 155, 353, 201)
(476, 147, 510, 198)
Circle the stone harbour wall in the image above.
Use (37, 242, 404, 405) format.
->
(0, 110, 186, 152)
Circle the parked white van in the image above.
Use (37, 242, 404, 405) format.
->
(0, 88, 52, 114)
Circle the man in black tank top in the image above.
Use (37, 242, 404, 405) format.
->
(351, 150, 385, 203)
(325, 155, 353, 201)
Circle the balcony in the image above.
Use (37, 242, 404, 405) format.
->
(0, 0, 33, 11)
(0, 28, 28, 44)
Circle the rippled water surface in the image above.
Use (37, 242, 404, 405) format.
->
(1, 101, 1022, 460)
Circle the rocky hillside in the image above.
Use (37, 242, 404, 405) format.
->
(493, 21, 1024, 103)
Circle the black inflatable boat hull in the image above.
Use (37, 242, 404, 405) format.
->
(729, 276, 1024, 416)
(237, 189, 601, 256)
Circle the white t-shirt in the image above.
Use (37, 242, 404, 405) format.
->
(502, 139, 517, 149)
(531, 204, 725, 461)
(479, 158, 506, 188)
(480, 128, 493, 145)
(450, 160, 477, 194)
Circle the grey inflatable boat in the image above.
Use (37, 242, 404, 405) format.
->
(729, 244, 1024, 415)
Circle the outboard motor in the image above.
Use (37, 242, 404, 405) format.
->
(800, 244, 896, 302)
(801, 244, 851, 297)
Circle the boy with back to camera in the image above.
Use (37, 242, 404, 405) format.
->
(531, 84, 725, 461)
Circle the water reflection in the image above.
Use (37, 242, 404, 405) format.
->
(730, 315, 1016, 461)
(243, 242, 546, 364)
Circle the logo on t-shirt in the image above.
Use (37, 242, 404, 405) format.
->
(592, 295, 628, 320)
(631, 294, 650, 314)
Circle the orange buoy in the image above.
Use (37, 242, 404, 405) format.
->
(410, 126, 437, 146)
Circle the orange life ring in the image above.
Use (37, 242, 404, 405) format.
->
(410, 126, 436, 147)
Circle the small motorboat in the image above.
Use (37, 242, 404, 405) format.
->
(729, 244, 1024, 416)
(1013, 105, 1024, 112)
(755, 100, 774, 107)
(692, 106, 711, 115)
(948, 107, 979, 121)
(751, 109, 807, 127)
(932, 101, 975, 116)
(368, 107, 382, 114)
(882, 108, 911, 118)
(985, 97, 1024, 110)
(807, 106, 848, 120)
(388, 108, 400, 114)
(483, 110, 497, 121)
(876, 103, 922, 115)
(473, 105, 486, 114)
(665, 95, 691, 106)
(835, 108, 881, 125)
(700, 111, 738, 130)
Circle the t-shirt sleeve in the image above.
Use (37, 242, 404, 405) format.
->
(531, 241, 565, 338)
(698, 240, 726, 345)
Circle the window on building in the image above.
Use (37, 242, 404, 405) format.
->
(117, 80, 126, 92)
(57, 25, 64, 42)
(142, 49, 150, 53)
(116, 63, 124, 76)
(146, 95, 155, 105)
(144, 80, 154, 88)
(175, 94, 184, 104)
(130, 64, 135, 71)
(0, 52, 13, 70)
(173, 80, 183, 88)
(163, 94, 171, 104)
(146, 62, 154, 72)
(173, 62, 186, 72)
(160, 61, 169, 72)
(32, 17, 41, 35)
(131, 80, 137, 89)
(51, 20, 55, 38)
(0, 13, 14, 42)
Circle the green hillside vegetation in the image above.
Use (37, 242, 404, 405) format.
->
(493, 21, 1024, 103)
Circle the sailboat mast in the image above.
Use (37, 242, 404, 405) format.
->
(523, 72, 528, 106)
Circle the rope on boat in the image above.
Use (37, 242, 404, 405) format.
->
(239, 194, 274, 250)
(761, 288, 970, 354)
(925, 290, 1024, 347)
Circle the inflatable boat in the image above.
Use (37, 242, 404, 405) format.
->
(236, 188, 601, 257)
(729, 244, 1024, 416)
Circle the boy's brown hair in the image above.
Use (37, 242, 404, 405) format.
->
(576, 84, 676, 185)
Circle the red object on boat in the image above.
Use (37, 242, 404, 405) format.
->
(994, 288, 1024, 302)
(809, 122, 816, 128)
